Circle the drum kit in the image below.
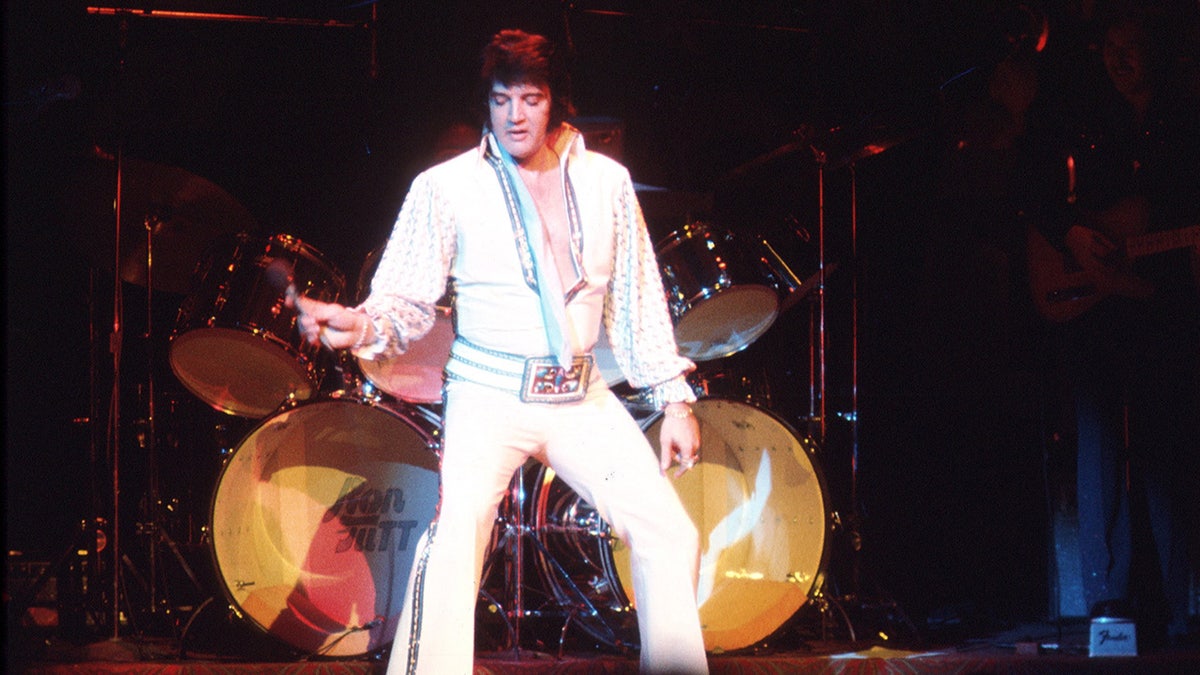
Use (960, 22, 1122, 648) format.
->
(40, 2, 931, 661)
(79, 142, 850, 660)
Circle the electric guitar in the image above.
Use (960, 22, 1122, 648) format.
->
(1027, 198, 1200, 323)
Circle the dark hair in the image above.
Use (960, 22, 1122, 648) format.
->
(480, 29, 575, 128)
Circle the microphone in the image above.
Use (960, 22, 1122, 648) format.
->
(265, 257, 297, 305)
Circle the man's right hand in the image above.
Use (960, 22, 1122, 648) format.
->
(293, 296, 366, 350)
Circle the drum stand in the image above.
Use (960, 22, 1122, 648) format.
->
(481, 465, 627, 658)
(479, 466, 549, 657)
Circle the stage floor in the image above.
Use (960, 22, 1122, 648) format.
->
(13, 619, 1200, 675)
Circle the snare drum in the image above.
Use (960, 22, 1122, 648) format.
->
(656, 223, 780, 362)
(170, 233, 345, 418)
(209, 392, 441, 657)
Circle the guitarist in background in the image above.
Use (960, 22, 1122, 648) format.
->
(1016, 8, 1199, 649)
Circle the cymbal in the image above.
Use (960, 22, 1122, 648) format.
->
(68, 155, 257, 294)
(635, 188, 714, 240)
(815, 116, 920, 170)
(721, 105, 927, 181)
(719, 133, 813, 184)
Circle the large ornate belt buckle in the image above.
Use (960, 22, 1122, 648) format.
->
(520, 355, 593, 403)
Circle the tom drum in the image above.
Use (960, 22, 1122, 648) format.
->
(656, 223, 781, 362)
(170, 233, 345, 418)
(353, 244, 455, 404)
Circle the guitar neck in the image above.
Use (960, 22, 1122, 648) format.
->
(1124, 225, 1200, 259)
(1028, 222, 1199, 324)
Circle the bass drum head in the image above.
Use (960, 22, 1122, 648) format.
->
(625, 398, 829, 652)
(209, 394, 441, 657)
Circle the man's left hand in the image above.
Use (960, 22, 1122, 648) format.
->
(659, 403, 701, 478)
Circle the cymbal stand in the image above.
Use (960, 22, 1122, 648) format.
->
(135, 213, 205, 626)
(793, 145, 864, 639)
(822, 160, 917, 642)
(106, 100, 126, 642)
(808, 148, 830, 443)
(141, 213, 161, 617)
(97, 14, 174, 641)
(845, 164, 862, 591)
(95, 14, 139, 638)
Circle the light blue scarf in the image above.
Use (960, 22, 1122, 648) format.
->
(491, 136, 575, 368)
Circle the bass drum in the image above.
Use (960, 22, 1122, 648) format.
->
(170, 233, 345, 418)
(626, 397, 830, 652)
(209, 392, 441, 657)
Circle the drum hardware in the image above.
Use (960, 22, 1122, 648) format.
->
(79, 148, 255, 637)
(128, 368, 212, 632)
(128, 391, 245, 630)
(68, 155, 258, 297)
(479, 466, 539, 656)
(527, 466, 640, 652)
(478, 463, 636, 658)
(764, 215, 839, 315)
(689, 365, 772, 409)
(807, 118, 926, 643)
(66, 8, 263, 637)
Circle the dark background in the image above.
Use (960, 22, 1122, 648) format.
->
(6, 0, 1196, 644)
